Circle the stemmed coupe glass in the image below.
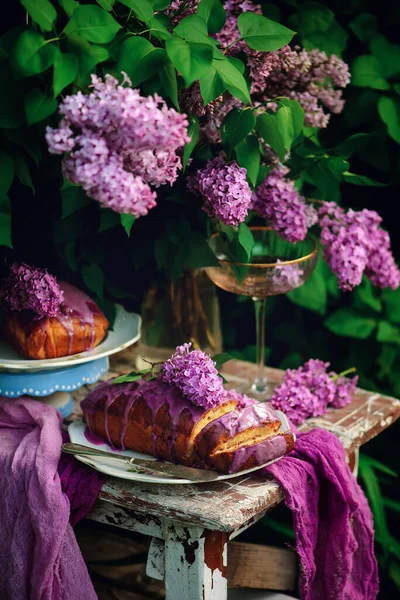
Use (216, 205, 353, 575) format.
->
(206, 227, 318, 401)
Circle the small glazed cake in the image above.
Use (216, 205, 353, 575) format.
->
(0, 263, 108, 359)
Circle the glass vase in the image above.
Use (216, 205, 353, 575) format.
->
(136, 268, 223, 370)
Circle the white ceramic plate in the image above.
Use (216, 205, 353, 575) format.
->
(0, 304, 141, 371)
(68, 412, 293, 485)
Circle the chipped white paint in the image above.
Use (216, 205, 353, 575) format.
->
(146, 538, 165, 580)
(164, 524, 228, 600)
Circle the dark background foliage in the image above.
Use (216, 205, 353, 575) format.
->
(1, 0, 400, 595)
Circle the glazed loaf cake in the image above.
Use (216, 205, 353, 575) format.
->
(81, 378, 294, 473)
(3, 282, 109, 359)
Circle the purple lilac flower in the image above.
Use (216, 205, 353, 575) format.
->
(46, 74, 190, 217)
(271, 359, 358, 425)
(251, 170, 318, 242)
(189, 156, 252, 226)
(319, 202, 400, 291)
(0, 263, 64, 318)
(224, 388, 254, 409)
(165, 0, 199, 25)
(271, 260, 304, 294)
(161, 342, 226, 408)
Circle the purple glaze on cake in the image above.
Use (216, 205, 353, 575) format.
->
(227, 433, 289, 474)
(81, 377, 211, 456)
(56, 281, 104, 353)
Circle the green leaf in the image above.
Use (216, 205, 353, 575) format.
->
(378, 96, 400, 145)
(61, 183, 91, 218)
(73, 42, 109, 80)
(149, 0, 170, 9)
(385, 499, 400, 513)
(12, 31, 58, 78)
(287, 258, 327, 314)
(148, 14, 172, 41)
(117, 0, 154, 24)
(120, 214, 135, 236)
(256, 100, 304, 161)
(112, 368, 152, 384)
(25, 89, 57, 126)
(59, 0, 80, 17)
(53, 52, 79, 96)
(197, 0, 226, 34)
(370, 34, 400, 79)
(288, 3, 347, 56)
(353, 278, 382, 312)
(64, 6, 121, 43)
(351, 55, 390, 91)
(349, 13, 377, 43)
(174, 14, 217, 46)
(63, 240, 78, 272)
(159, 60, 179, 108)
(333, 133, 370, 159)
(0, 152, 15, 194)
(199, 51, 251, 105)
(235, 134, 260, 187)
(14, 152, 34, 192)
(98, 208, 120, 232)
(326, 157, 350, 178)
(96, 0, 115, 10)
(359, 455, 391, 544)
(342, 171, 387, 186)
(237, 222, 254, 261)
(185, 231, 220, 269)
(382, 288, 400, 324)
(166, 37, 213, 87)
(221, 108, 256, 157)
(22, 0, 57, 32)
(0, 212, 12, 248)
(118, 37, 166, 87)
(212, 352, 233, 370)
(377, 321, 400, 344)
(237, 12, 295, 51)
(183, 114, 200, 169)
(82, 263, 105, 298)
(324, 308, 376, 339)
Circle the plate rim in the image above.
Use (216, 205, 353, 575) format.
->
(68, 418, 291, 485)
(0, 305, 141, 371)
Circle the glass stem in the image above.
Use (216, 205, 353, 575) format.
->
(252, 296, 267, 394)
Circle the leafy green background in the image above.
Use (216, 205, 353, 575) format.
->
(1, 0, 400, 595)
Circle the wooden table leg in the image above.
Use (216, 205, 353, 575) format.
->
(164, 524, 228, 600)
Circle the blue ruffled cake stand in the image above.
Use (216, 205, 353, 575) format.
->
(0, 357, 109, 418)
(0, 305, 141, 418)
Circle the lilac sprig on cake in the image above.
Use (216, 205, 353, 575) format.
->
(319, 202, 400, 291)
(161, 343, 226, 408)
(251, 170, 318, 242)
(0, 263, 64, 319)
(270, 359, 358, 425)
(46, 73, 190, 218)
(188, 156, 252, 226)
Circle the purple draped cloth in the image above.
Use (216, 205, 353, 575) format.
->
(0, 397, 106, 600)
(263, 428, 379, 600)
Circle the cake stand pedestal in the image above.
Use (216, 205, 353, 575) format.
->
(0, 357, 109, 418)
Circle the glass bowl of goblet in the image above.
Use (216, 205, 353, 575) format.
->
(206, 227, 318, 401)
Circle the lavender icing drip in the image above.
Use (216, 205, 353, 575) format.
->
(81, 377, 206, 456)
(56, 281, 103, 352)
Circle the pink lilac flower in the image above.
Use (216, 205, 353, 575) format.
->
(251, 170, 318, 242)
(0, 263, 64, 318)
(161, 342, 226, 408)
(224, 388, 254, 409)
(46, 74, 189, 217)
(188, 156, 252, 226)
(271, 359, 358, 425)
(319, 202, 400, 291)
(271, 260, 304, 294)
(165, 0, 199, 25)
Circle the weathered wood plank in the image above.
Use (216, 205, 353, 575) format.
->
(228, 542, 297, 591)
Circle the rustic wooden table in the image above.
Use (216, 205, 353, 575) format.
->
(68, 351, 400, 600)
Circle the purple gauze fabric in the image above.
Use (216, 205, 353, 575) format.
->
(262, 428, 379, 600)
(0, 397, 105, 600)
